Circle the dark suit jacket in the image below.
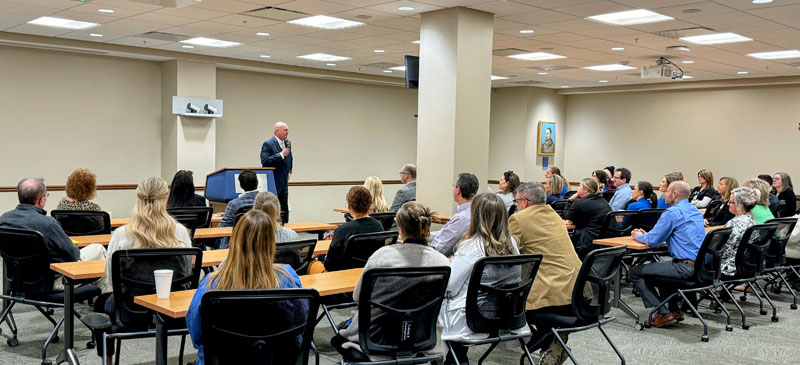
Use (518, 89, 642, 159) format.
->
(260, 136, 293, 193)
(566, 194, 611, 249)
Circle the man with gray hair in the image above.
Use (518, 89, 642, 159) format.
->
(0, 177, 107, 290)
(629, 180, 705, 328)
(509, 182, 582, 365)
(390, 164, 416, 212)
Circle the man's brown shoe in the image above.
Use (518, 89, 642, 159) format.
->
(648, 313, 677, 328)
(672, 310, 684, 322)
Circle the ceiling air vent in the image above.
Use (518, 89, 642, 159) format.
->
(492, 48, 529, 57)
(526, 65, 575, 71)
(654, 27, 714, 39)
(137, 31, 190, 42)
(244, 6, 309, 21)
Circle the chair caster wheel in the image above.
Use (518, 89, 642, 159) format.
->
(726, 325, 733, 332)
(643, 322, 651, 329)
(701, 335, 709, 342)
(86, 341, 96, 349)
(634, 322, 643, 331)
(7, 337, 19, 347)
(740, 296, 747, 302)
(45, 309, 54, 315)
(760, 310, 767, 315)
(51, 335, 59, 343)
(42, 360, 54, 365)
(772, 317, 779, 322)
(791, 304, 797, 310)
(742, 324, 750, 330)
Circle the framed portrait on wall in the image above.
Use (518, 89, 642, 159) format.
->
(537, 121, 556, 156)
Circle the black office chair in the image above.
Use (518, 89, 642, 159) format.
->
(702, 200, 724, 220)
(0, 227, 101, 365)
(763, 218, 799, 309)
(600, 211, 638, 238)
(772, 201, 786, 218)
(369, 212, 396, 231)
(275, 239, 318, 275)
(550, 200, 572, 219)
(167, 207, 213, 228)
(201, 289, 320, 365)
(172, 215, 199, 247)
(646, 227, 734, 341)
(340, 231, 399, 270)
(508, 204, 517, 216)
(235, 204, 254, 216)
(601, 190, 616, 202)
(447, 254, 543, 365)
(563, 191, 577, 200)
(635, 209, 664, 231)
(51, 210, 111, 236)
(332, 266, 451, 365)
(524, 246, 626, 365)
(719, 223, 780, 327)
(102, 248, 203, 364)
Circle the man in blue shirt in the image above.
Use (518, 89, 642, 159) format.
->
(608, 167, 632, 211)
(629, 181, 706, 327)
(431, 173, 478, 257)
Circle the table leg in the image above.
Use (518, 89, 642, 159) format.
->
(155, 313, 168, 365)
(613, 262, 640, 323)
(62, 277, 80, 365)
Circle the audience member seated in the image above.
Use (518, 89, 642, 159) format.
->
(629, 181, 705, 327)
(773, 172, 796, 218)
(331, 202, 450, 361)
(0, 177, 107, 290)
(657, 172, 684, 209)
(758, 174, 780, 214)
(167, 170, 207, 208)
(705, 177, 738, 227)
(440, 193, 524, 364)
(496, 170, 520, 210)
(187, 210, 304, 365)
(609, 167, 632, 211)
(627, 181, 657, 211)
(546, 166, 568, 197)
(509, 182, 582, 365)
(544, 175, 563, 205)
(743, 179, 775, 224)
(253, 191, 299, 243)
(565, 178, 611, 257)
(363, 176, 390, 214)
(432, 173, 479, 257)
(604, 166, 616, 190)
(390, 164, 416, 212)
(57, 168, 103, 212)
(216, 169, 259, 249)
(719, 187, 757, 277)
(592, 169, 609, 192)
(690, 169, 718, 208)
(316, 186, 383, 273)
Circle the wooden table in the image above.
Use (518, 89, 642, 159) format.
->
(111, 216, 222, 228)
(134, 268, 363, 365)
(333, 208, 451, 224)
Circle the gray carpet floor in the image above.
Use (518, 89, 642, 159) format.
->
(1, 282, 800, 365)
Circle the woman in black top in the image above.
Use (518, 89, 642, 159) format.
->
(773, 172, 796, 218)
(166, 170, 207, 208)
(691, 169, 718, 208)
(705, 177, 738, 226)
(323, 186, 384, 272)
(565, 178, 611, 257)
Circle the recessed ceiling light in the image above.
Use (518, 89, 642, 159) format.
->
(182, 45, 194, 49)
(680, 32, 752, 45)
(682, 60, 694, 64)
(411, 40, 420, 44)
(374, 49, 385, 53)
(180, 37, 240, 48)
(491, 75, 508, 80)
(681, 75, 694, 79)
(507, 52, 566, 61)
(297, 53, 351, 62)
(326, 63, 336, 66)
(98, 9, 115, 13)
(561, 85, 570, 88)
(520, 29, 534, 34)
(587, 9, 673, 26)
(288, 15, 364, 30)
(390, 66, 406, 71)
(89, 33, 102, 37)
(611, 47, 625, 51)
(753, 0, 773, 3)
(538, 72, 548, 75)
(259, 54, 271, 58)
(583, 64, 637, 71)
(398, 6, 415, 11)
(737, 71, 749, 74)
(256, 32, 270, 36)
(27, 16, 98, 30)
(383, 70, 392, 73)
(748, 50, 800, 59)
(599, 80, 609, 83)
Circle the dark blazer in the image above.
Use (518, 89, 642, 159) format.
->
(777, 189, 797, 218)
(566, 194, 611, 249)
(260, 136, 293, 193)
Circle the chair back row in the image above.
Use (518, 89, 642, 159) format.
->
(0, 227, 53, 298)
(600, 209, 666, 238)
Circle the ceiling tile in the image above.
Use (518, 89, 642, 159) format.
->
(553, 1, 634, 18)
(89, 0, 163, 12)
(193, 0, 264, 13)
(66, 3, 151, 18)
(151, 6, 230, 21)
(212, 14, 282, 28)
(106, 36, 173, 47)
(468, 1, 542, 17)
(365, 1, 444, 16)
(277, 0, 355, 14)
(5, 23, 72, 37)
(0, 0, 78, 11)
(501, 9, 578, 26)
(129, 12, 197, 27)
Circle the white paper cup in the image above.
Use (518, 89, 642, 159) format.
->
(154, 269, 174, 299)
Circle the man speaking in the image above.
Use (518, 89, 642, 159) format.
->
(260, 122, 292, 223)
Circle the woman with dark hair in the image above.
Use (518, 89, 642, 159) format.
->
(167, 170, 207, 208)
(773, 172, 796, 218)
(657, 172, 684, 209)
(627, 181, 657, 211)
(497, 170, 520, 210)
(604, 166, 616, 190)
(592, 169, 609, 192)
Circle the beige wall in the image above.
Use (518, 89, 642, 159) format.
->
(563, 86, 800, 186)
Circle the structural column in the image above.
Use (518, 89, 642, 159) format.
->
(160, 59, 217, 185)
(416, 7, 494, 215)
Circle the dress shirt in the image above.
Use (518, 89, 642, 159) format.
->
(634, 199, 705, 260)
(431, 201, 472, 257)
(609, 183, 632, 211)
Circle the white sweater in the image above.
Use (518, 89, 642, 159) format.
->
(104, 224, 192, 288)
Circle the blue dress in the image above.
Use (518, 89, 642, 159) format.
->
(627, 198, 653, 211)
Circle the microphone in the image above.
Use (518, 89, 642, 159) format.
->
(284, 139, 291, 151)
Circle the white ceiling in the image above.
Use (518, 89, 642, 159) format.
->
(3, 0, 800, 88)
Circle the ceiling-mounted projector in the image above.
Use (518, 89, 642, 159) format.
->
(641, 57, 684, 79)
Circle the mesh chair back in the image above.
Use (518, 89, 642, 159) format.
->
(572, 246, 626, 321)
(733, 223, 779, 278)
(507, 204, 517, 216)
(275, 239, 317, 275)
(693, 227, 733, 284)
(600, 211, 638, 238)
(636, 209, 665, 231)
(173, 215, 198, 244)
(370, 212, 397, 231)
(167, 207, 213, 228)
(233, 213, 245, 229)
(564, 191, 577, 199)
(773, 201, 785, 218)
(235, 205, 254, 216)
(0, 228, 53, 298)
(110, 248, 202, 328)
(201, 289, 320, 365)
(341, 231, 399, 269)
(51, 210, 111, 236)
(465, 254, 542, 335)
(550, 200, 572, 219)
(601, 190, 616, 202)
(358, 266, 450, 357)
(764, 218, 798, 268)
(703, 200, 724, 220)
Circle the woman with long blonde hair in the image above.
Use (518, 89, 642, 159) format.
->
(363, 176, 389, 213)
(186, 210, 303, 364)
